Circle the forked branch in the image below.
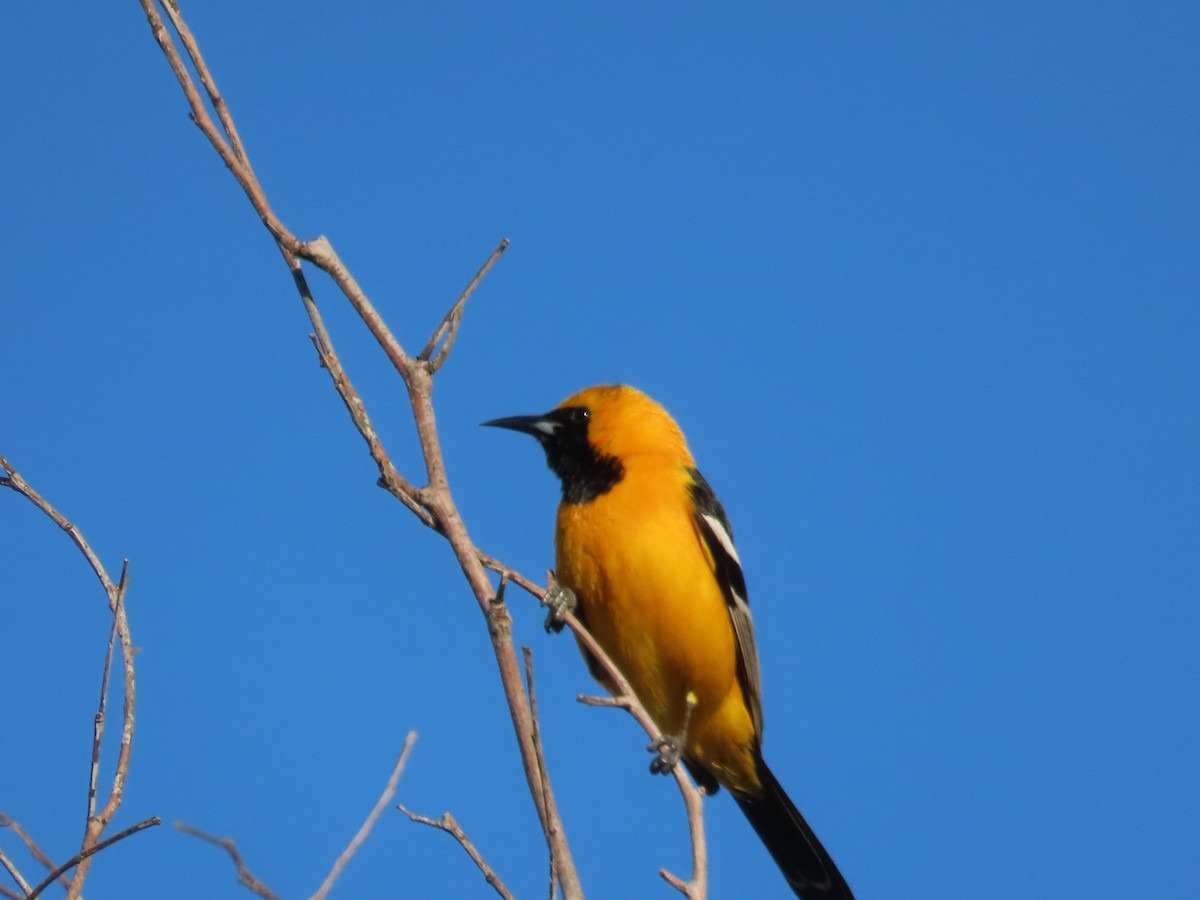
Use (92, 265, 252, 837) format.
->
(0, 813, 69, 895)
(0, 457, 147, 899)
(396, 807, 516, 900)
(135, 2, 708, 896)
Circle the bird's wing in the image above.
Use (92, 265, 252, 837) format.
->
(687, 468, 764, 738)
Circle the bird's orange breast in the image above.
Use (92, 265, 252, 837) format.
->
(555, 457, 760, 793)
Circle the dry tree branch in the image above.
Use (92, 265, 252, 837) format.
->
(306, 317, 436, 529)
(396, 807, 516, 900)
(0, 460, 111, 589)
(419, 238, 510, 371)
(499, 564, 710, 895)
(0, 813, 69, 894)
(175, 824, 279, 900)
(178, 736, 418, 900)
(310, 733, 419, 900)
(494, 591, 571, 900)
(0, 457, 144, 899)
(25, 817, 161, 900)
(136, 4, 584, 895)
(551, 577, 708, 898)
(87, 567, 128, 824)
(157, 0, 252, 168)
(521, 645, 559, 899)
(0, 848, 31, 898)
(137, 3, 708, 896)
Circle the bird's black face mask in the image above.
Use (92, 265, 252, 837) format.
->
(483, 406, 623, 504)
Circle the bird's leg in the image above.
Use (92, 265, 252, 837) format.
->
(541, 583, 577, 633)
(649, 690, 699, 775)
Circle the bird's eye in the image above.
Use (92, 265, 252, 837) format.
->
(571, 407, 591, 425)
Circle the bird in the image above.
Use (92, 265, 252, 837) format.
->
(484, 384, 854, 899)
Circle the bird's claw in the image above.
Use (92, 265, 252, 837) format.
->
(541, 584, 577, 633)
(648, 735, 683, 775)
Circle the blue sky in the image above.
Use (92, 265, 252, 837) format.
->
(3, 3, 1198, 898)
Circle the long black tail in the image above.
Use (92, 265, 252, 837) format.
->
(733, 755, 854, 899)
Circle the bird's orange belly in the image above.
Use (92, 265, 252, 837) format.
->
(556, 499, 760, 791)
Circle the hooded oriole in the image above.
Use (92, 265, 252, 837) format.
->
(485, 384, 853, 899)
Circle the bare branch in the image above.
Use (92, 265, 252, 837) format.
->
(0, 814, 69, 893)
(176, 823, 279, 900)
(26, 816, 161, 900)
(420, 238, 510, 371)
(460, 556, 712, 894)
(0, 456, 142, 898)
(157, 0, 253, 167)
(546, 571, 708, 899)
(136, 4, 583, 897)
(522, 644, 552, 819)
(305, 327, 436, 529)
(476, 553, 552, 603)
(660, 867, 692, 894)
(397, 807, 515, 900)
(88, 573, 126, 821)
(0, 848, 32, 897)
(0, 456, 115, 593)
(521, 646, 560, 900)
(310, 733, 418, 900)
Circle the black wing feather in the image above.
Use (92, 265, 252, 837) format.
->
(687, 468, 764, 738)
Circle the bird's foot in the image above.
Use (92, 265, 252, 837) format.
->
(541, 584, 577, 633)
(648, 735, 684, 775)
(648, 691, 699, 775)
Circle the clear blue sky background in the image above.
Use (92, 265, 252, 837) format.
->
(3, 3, 1197, 899)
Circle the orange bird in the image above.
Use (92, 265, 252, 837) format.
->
(486, 384, 853, 899)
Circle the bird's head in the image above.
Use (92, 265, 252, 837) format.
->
(483, 384, 692, 503)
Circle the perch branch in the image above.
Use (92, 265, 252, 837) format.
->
(136, 3, 707, 896)
(138, 5, 582, 893)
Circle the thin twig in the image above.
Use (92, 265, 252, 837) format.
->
(0, 456, 141, 899)
(0, 457, 113, 590)
(71, 561, 136, 899)
(310, 733, 418, 900)
(522, 646, 558, 900)
(0, 813, 69, 892)
(397, 807, 515, 900)
(473, 554, 545, 602)
(25, 816, 161, 900)
(420, 238, 510, 370)
(176, 823, 279, 900)
(0, 848, 31, 897)
(306, 327, 435, 529)
(157, 0, 253, 167)
(88, 578, 125, 822)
